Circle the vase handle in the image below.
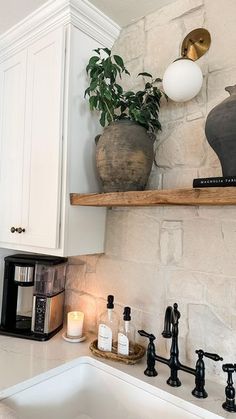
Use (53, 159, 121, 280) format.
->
(95, 134, 101, 145)
(225, 85, 236, 95)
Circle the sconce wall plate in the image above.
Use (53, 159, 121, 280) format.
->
(181, 28, 211, 61)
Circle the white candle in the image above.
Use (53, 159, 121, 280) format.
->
(67, 311, 84, 337)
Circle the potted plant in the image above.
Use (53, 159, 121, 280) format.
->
(85, 47, 164, 192)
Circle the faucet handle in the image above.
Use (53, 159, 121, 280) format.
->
(138, 330, 156, 341)
(222, 363, 236, 412)
(222, 363, 236, 373)
(192, 349, 223, 399)
(196, 349, 223, 362)
(138, 330, 157, 377)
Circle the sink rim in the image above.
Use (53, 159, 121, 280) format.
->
(0, 355, 224, 419)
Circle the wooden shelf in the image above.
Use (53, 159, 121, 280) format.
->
(70, 187, 236, 207)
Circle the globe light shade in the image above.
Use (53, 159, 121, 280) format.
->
(163, 58, 203, 102)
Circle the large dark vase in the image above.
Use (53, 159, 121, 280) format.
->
(205, 85, 236, 176)
(95, 120, 154, 192)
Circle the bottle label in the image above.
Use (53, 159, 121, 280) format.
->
(98, 324, 112, 351)
(118, 332, 129, 355)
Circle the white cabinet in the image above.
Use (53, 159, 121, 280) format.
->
(0, 0, 120, 256)
(0, 50, 27, 245)
(0, 28, 64, 250)
(21, 27, 64, 249)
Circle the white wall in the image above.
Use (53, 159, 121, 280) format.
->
(65, 0, 236, 383)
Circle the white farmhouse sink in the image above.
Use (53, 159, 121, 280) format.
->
(2, 357, 219, 419)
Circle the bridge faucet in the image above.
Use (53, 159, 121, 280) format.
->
(139, 302, 223, 396)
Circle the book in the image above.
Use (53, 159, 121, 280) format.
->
(193, 176, 236, 188)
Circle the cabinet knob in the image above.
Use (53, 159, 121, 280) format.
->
(10, 227, 16, 233)
(16, 227, 25, 234)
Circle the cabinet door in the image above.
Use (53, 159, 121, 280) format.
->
(21, 27, 65, 249)
(0, 51, 27, 244)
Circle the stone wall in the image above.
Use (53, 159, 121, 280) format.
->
(65, 0, 236, 382)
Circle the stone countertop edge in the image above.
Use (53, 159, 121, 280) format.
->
(0, 331, 229, 418)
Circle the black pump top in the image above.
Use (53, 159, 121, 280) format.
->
(107, 295, 114, 309)
(123, 306, 131, 321)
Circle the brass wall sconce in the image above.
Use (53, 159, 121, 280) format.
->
(163, 28, 211, 102)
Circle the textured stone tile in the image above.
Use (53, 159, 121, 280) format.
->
(84, 255, 101, 273)
(182, 219, 236, 276)
(104, 209, 129, 258)
(105, 208, 161, 263)
(65, 263, 86, 291)
(198, 206, 236, 220)
(166, 269, 204, 303)
(120, 210, 160, 263)
(205, 0, 236, 72)
(186, 78, 207, 117)
(197, 167, 222, 178)
(112, 20, 145, 62)
(183, 7, 205, 32)
(160, 221, 183, 265)
(204, 275, 233, 326)
(145, 0, 203, 29)
(186, 111, 204, 122)
(160, 100, 185, 123)
(163, 205, 198, 220)
(187, 304, 235, 383)
(91, 256, 164, 313)
(162, 168, 199, 189)
(145, 21, 183, 77)
(156, 120, 206, 169)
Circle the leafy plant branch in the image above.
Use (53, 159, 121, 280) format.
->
(85, 48, 165, 134)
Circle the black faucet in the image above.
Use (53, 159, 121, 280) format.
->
(222, 364, 236, 412)
(139, 303, 223, 397)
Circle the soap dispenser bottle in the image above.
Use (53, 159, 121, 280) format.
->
(118, 307, 135, 355)
(98, 295, 119, 352)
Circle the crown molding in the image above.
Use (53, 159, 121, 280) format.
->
(0, 0, 120, 60)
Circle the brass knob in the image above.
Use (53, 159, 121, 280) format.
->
(10, 227, 16, 233)
(16, 227, 25, 234)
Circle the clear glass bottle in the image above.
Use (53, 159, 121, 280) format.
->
(97, 295, 119, 352)
(118, 307, 136, 356)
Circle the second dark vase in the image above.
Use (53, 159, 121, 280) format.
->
(205, 85, 236, 177)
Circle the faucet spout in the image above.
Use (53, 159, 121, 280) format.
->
(162, 306, 173, 338)
(162, 303, 180, 338)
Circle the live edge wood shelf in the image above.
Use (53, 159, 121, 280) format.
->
(70, 187, 236, 207)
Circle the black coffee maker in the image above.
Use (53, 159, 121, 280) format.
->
(0, 254, 67, 341)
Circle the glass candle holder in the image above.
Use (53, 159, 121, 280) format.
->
(67, 311, 84, 338)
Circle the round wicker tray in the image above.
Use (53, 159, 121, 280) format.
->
(89, 339, 146, 365)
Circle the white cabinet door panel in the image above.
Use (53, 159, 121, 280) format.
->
(22, 28, 65, 249)
(0, 51, 27, 244)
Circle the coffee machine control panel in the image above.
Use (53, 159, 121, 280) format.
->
(34, 296, 46, 333)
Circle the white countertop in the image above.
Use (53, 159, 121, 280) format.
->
(0, 331, 232, 418)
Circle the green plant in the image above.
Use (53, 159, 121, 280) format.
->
(85, 48, 164, 134)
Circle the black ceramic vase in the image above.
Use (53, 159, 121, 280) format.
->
(205, 85, 236, 176)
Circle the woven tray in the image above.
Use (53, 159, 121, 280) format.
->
(89, 339, 146, 365)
